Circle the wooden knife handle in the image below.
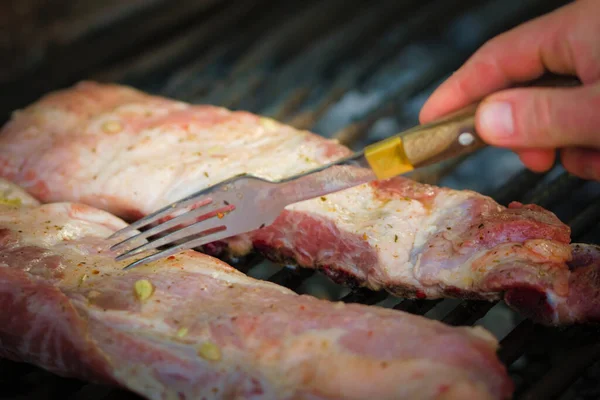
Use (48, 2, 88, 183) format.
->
(363, 74, 581, 180)
(403, 73, 581, 168)
(401, 104, 483, 168)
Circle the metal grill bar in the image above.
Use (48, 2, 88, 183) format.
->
(158, 0, 324, 100)
(569, 199, 600, 241)
(522, 343, 600, 400)
(286, 0, 485, 123)
(92, 0, 276, 87)
(394, 299, 442, 315)
(1, 0, 169, 85)
(509, 323, 600, 399)
(492, 170, 552, 206)
(221, 0, 348, 78)
(340, 288, 388, 305)
(520, 172, 586, 208)
(442, 301, 497, 327)
(267, 266, 315, 290)
(162, 0, 328, 104)
(498, 321, 536, 365)
(198, 0, 363, 108)
(239, 0, 427, 115)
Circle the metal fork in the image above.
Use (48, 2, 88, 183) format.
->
(109, 158, 380, 269)
(109, 101, 490, 269)
(109, 95, 496, 270)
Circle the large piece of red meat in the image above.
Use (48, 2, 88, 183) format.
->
(0, 178, 513, 399)
(0, 81, 599, 325)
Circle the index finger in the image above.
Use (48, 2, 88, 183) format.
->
(419, 0, 600, 124)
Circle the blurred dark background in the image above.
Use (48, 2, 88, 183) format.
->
(3, 1, 600, 400)
(0, 0, 570, 130)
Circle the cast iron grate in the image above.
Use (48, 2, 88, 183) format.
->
(1, 0, 596, 399)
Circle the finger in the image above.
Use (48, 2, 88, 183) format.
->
(419, 0, 600, 124)
(516, 149, 556, 172)
(475, 83, 600, 149)
(560, 147, 600, 181)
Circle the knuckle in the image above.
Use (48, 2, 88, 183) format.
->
(561, 148, 600, 181)
(526, 93, 556, 143)
(561, 152, 583, 179)
(587, 90, 600, 146)
(572, 85, 600, 147)
(582, 164, 600, 181)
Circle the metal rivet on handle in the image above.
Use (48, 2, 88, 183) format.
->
(458, 132, 475, 146)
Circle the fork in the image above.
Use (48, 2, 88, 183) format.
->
(109, 103, 484, 269)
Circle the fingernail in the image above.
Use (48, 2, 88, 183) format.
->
(478, 102, 515, 140)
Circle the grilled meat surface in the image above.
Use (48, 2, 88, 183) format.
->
(1, 81, 599, 325)
(0, 178, 512, 400)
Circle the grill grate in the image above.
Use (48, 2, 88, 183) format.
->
(1, 0, 598, 399)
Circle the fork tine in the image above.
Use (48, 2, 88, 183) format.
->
(107, 173, 247, 240)
(122, 225, 236, 270)
(107, 196, 209, 240)
(110, 197, 220, 252)
(115, 205, 235, 261)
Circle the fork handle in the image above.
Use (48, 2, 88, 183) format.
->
(401, 105, 483, 169)
(364, 74, 581, 180)
(363, 105, 482, 179)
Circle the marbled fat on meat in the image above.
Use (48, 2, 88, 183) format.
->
(0, 179, 512, 400)
(1, 81, 599, 325)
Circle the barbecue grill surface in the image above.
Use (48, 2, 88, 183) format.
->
(2, 0, 599, 399)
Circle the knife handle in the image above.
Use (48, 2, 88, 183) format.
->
(401, 105, 484, 169)
(364, 105, 482, 179)
(364, 74, 581, 180)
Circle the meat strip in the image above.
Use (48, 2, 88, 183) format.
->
(1, 81, 598, 325)
(0, 179, 512, 400)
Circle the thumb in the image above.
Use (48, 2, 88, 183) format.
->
(475, 83, 600, 150)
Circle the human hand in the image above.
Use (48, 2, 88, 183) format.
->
(419, 0, 600, 180)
